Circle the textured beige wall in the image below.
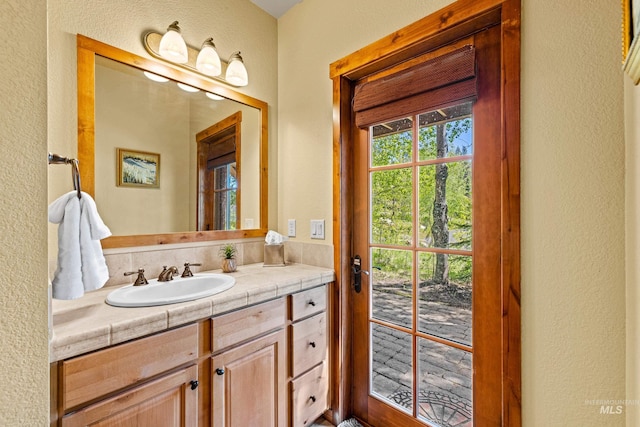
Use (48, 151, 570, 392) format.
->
(0, 0, 49, 424)
(625, 76, 640, 426)
(47, 0, 278, 254)
(521, 2, 625, 424)
(277, 0, 450, 243)
(278, 0, 627, 425)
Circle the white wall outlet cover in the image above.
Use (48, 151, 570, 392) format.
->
(287, 219, 296, 237)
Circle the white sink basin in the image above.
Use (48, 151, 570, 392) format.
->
(106, 273, 236, 308)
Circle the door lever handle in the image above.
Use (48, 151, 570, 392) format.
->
(352, 255, 368, 293)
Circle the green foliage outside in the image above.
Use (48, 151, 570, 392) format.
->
(370, 116, 473, 289)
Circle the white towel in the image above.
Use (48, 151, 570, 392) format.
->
(49, 191, 111, 300)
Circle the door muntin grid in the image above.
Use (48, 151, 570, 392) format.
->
(368, 102, 474, 426)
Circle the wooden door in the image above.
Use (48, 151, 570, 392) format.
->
(61, 365, 198, 427)
(211, 330, 286, 427)
(350, 25, 504, 427)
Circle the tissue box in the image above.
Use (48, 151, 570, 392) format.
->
(264, 244, 285, 267)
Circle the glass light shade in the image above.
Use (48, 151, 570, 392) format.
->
(196, 38, 222, 76)
(143, 71, 169, 83)
(159, 21, 188, 64)
(177, 82, 200, 93)
(205, 92, 225, 101)
(225, 52, 249, 86)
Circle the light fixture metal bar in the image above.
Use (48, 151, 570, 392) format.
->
(143, 31, 240, 87)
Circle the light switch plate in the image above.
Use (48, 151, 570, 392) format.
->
(287, 219, 296, 237)
(310, 219, 325, 239)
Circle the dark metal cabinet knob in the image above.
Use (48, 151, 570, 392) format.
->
(308, 300, 316, 307)
(216, 368, 225, 376)
(309, 341, 316, 348)
(309, 395, 316, 403)
(190, 380, 199, 390)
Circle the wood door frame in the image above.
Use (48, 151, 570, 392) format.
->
(329, 0, 521, 425)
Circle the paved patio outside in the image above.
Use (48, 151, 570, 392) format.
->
(370, 287, 473, 427)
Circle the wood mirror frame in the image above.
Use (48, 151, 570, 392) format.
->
(77, 35, 268, 249)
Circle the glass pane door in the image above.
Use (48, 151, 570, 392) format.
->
(368, 102, 474, 427)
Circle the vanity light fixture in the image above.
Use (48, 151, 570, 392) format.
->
(196, 38, 222, 77)
(205, 92, 225, 101)
(158, 21, 188, 64)
(143, 71, 170, 83)
(177, 82, 200, 93)
(225, 52, 249, 87)
(143, 23, 249, 87)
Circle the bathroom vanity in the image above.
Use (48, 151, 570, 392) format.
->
(49, 263, 334, 427)
(49, 34, 333, 427)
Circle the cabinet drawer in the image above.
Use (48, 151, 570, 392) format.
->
(291, 312, 327, 378)
(212, 298, 286, 353)
(290, 362, 328, 427)
(291, 285, 326, 321)
(61, 324, 198, 410)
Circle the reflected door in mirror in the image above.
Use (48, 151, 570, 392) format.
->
(197, 112, 241, 231)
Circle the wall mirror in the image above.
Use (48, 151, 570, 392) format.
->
(77, 35, 268, 248)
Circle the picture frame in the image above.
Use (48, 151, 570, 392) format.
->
(116, 148, 160, 188)
(623, 0, 640, 84)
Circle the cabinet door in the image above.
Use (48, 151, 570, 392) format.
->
(61, 365, 198, 427)
(212, 330, 286, 427)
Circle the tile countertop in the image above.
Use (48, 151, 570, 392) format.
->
(50, 263, 335, 363)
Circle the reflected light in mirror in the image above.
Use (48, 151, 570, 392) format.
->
(143, 71, 169, 83)
(206, 92, 225, 101)
(177, 82, 200, 92)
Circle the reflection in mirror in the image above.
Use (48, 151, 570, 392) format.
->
(77, 35, 268, 248)
(95, 57, 259, 234)
(196, 111, 243, 231)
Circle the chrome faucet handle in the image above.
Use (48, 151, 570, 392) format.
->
(124, 268, 149, 286)
(182, 262, 202, 277)
(158, 265, 179, 282)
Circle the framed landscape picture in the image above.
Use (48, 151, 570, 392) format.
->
(117, 148, 160, 188)
(624, 0, 640, 83)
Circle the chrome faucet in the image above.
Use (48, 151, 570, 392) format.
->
(158, 265, 179, 282)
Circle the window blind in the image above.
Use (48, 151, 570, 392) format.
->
(353, 45, 477, 128)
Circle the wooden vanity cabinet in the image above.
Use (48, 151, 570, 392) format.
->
(51, 283, 332, 427)
(205, 287, 330, 427)
(210, 298, 287, 427)
(51, 324, 199, 427)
